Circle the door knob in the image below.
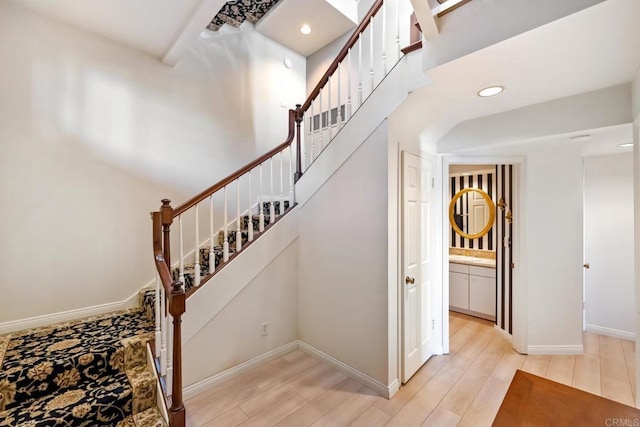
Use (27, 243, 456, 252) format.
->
(405, 276, 415, 284)
(583, 263, 590, 269)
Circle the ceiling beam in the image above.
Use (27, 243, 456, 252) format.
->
(162, 0, 227, 66)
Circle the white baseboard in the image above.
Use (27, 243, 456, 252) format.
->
(297, 341, 396, 399)
(0, 301, 127, 335)
(586, 324, 635, 341)
(0, 281, 160, 335)
(182, 340, 398, 401)
(182, 341, 298, 400)
(387, 378, 400, 398)
(527, 345, 584, 355)
(494, 325, 513, 343)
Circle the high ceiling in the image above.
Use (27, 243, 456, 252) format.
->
(15, 0, 356, 61)
(10, 0, 640, 154)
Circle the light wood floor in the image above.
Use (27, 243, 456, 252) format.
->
(185, 312, 636, 426)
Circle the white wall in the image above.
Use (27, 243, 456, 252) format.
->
(584, 153, 635, 337)
(297, 121, 390, 385)
(182, 240, 298, 387)
(0, 2, 305, 322)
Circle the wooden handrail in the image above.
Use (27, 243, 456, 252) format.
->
(300, 0, 384, 113)
(173, 109, 298, 217)
(151, 210, 186, 426)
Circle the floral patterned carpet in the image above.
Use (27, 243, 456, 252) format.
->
(0, 289, 165, 426)
(207, 0, 281, 31)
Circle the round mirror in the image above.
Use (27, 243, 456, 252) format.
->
(449, 188, 495, 240)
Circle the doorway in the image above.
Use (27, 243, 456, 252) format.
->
(443, 159, 523, 354)
(583, 154, 634, 339)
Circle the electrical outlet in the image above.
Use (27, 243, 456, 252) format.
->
(261, 322, 269, 336)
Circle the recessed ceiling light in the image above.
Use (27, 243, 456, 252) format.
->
(477, 86, 504, 97)
(300, 24, 311, 35)
(618, 142, 634, 147)
(570, 134, 592, 142)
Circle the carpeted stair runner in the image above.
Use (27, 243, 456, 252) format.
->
(0, 289, 167, 427)
(173, 200, 291, 291)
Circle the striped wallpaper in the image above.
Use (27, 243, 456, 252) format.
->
(496, 165, 514, 335)
(450, 170, 496, 250)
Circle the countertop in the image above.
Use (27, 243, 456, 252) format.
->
(449, 254, 496, 268)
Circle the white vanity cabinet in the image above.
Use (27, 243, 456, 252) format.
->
(449, 262, 496, 321)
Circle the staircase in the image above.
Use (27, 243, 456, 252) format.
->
(1, 0, 423, 426)
(0, 290, 166, 427)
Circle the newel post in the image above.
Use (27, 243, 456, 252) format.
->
(160, 199, 173, 268)
(168, 279, 186, 427)
(294, 104, 303, 182)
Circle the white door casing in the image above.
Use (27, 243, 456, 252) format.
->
(402, 151, 437, 383)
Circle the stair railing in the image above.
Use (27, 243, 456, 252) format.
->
(149, 2, 414, 425)
(296, 0, 412, 173)
(151, 109, 299, 427)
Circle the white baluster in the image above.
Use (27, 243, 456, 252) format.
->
(259, 164, 265, 232)
(319, 87, 324, 152)
(209, 195, 215, 274)
(194, 204, 201, 287)
(301, 111, 307, 172)
(280, 151, 284, 208)
(328, 75, 332, 141)
(369, 17, 375, 93)
(289, 145, 294, 204)
(310, 101, 315, 162)
(358, 37, 363, 106)
(223, 186, 229, 262)
(337, 62, 342, 128)
(178, 215, 184, 284)
(154, 272, 161, 357)
(396, 0, 401, 60)
(270, 157, 276, 218)
(248, 170, 254, 242)
(382, 1, 387, 75)
(236, 179, 242, 252)
(160, 284, 167, 376)
(347, 47, 352, 119)
(166, 319, 173, 394)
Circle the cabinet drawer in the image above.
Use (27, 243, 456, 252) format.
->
(450, 262, 469, 274)
(469, 265, 496, 278)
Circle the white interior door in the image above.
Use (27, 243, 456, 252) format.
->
(402, 151, 436, 383)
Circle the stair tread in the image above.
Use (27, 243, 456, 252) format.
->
(0, 369, 133, 426)
(132, 406, 168, 427)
